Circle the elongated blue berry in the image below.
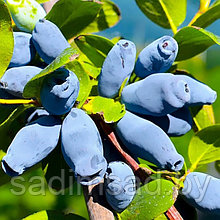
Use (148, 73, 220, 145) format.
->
(116, 111, 184, 171)
(140, 107, 193, 136)
(9, 32, 36, 68)
(135, 36, 178, 78)
(104, 161, 136, 212)
(182, 172, 220, 215)
(175, 75, 217, 106)
(61, 108, 107, 185)
(98, 40, 136, 98)
(27, 108, 49, 123)
(121, 73, 190, 116)
(0, 66, 42, 98)
(40, 68, 79, 115)
(1, 115, 61, 176)
(32, 19, 71, 64)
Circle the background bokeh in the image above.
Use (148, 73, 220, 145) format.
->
(1, 0, 220, 219)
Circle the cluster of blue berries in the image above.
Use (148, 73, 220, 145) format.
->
(0, 18, 135, 213)
(0, 17, 219, 214)
(98, 36, 218, 213)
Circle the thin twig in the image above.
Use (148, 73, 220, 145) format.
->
(188, 0, 211, 26)
(0, 98, 38, 105)
(83, 183, 115, 220)
(43, 0, 59, 13)
(166, 205, 183, 220)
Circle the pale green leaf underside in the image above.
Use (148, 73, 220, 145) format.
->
(83, 96, 126, 123)
(190, 105, 215, 131)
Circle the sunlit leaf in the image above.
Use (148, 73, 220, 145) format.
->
(0, 0, 14, 78)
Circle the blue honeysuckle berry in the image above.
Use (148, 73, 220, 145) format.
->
(1, 115, 61, 176)
(40, 68, 79, 115)
(32, 19, 71, 64)
(116, 111, 184, 172)
(61, 108, 107, 186)
(182, 172, 220, 215)
(104, 161, 136, 212)
(135, 36, 178, 78)
(121, 73, 191, 116)
(9, 32, 36, 68)
(175, 74, 217, 106)
(138, 107, 193, 137)
(98, 39, 136, 98)
(0, 66, 42, 98)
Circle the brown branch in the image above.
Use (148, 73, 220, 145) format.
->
(83, 182, 115, 220)
(166, 205, 183, 220)
(43, 0, 59, 13)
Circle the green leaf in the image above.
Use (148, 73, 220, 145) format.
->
(120, 179, 177, 220)
(82, 0, 121, 34)
(190, 105, 215, 131)
(139, 163, 156, 173)
(0, 0, 14, 78)
(0, 104, 18, 124)
(0, 150, 10, 187)
(0, 150, 5, 161)
(118, 77, 129, 98)
(66, 60, 92, 108)
(83, 96, 126, 123)
(154, 214, 168, 220)
(0, 167, 11, 187)
(42, 144, 75, 191)
(191, 1, 220, 28)
(0, 105, 27, 129)
(189, 124, 220, 171)
(0, 105, 29, 153)
(74, 34, 114, 68)
(135, 0, 186, 33)
(174, 26, 220, 61)
(46, 0, 102, 40)
(138, 159, 158, 168)
(171, 130, 194, 168)
(70, 41, 101, 78)
(79, 59, 101, 78)
(22, 210, 86, 220)
(215, 160, 220, 174)
(23, 47, 78, 99)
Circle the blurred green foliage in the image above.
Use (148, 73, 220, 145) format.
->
(0, 165, 89, 220)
